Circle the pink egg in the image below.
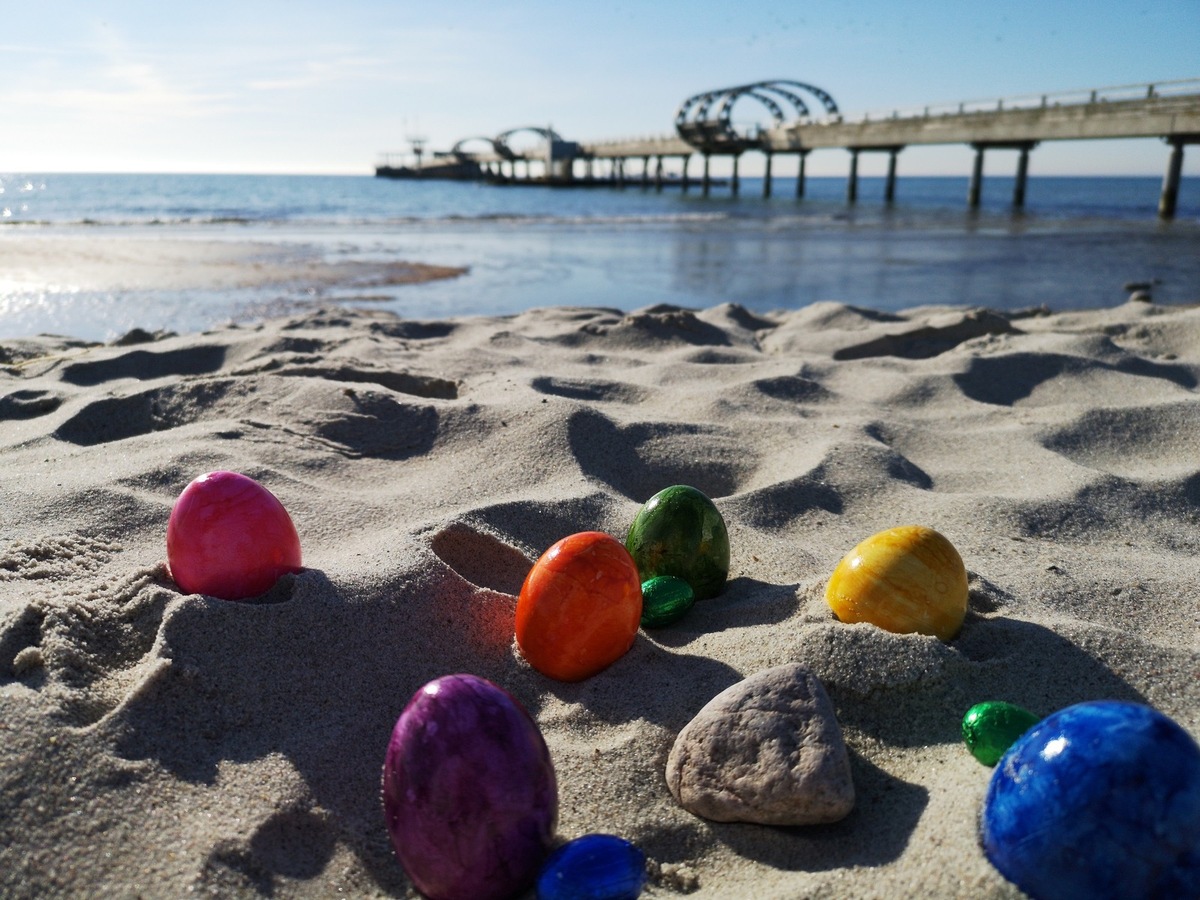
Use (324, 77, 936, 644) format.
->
(166, 471, 302, 601)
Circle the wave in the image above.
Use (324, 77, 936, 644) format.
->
(0, 211, 734, 229)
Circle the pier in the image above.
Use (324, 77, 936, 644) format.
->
(377, 78, 1200, 218)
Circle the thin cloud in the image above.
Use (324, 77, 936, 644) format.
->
(0, 43, 73, 54)
(247, 56, 392, 91)
(2, 61, 234, 123)
(243, 27, 478, 93)
(0, 26, 234, 122)
(4, 84, 232, 121)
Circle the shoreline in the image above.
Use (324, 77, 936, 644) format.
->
(3, 201, 1200, 343)
(2, 298, 1198, 897)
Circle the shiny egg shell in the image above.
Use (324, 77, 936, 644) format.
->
(382, 674, 558, 900)
(625, 485, 730, 600)
(640, 575, 695, 628)
(516, 532, 643, 682)
(537, 833, 648, 900)
(982, 701, 1200, 899)
(166, 470, 302, 601)
(962, 701, 1039, 766)
(825, 525, 967, 641)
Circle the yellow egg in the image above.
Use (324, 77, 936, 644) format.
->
(825, 525, 968, 641)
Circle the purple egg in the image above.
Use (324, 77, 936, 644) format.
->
(382, 674, 558, 900)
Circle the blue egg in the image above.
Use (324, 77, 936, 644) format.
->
(537, 834, 647, 900)
(981, 701, 1200, 900)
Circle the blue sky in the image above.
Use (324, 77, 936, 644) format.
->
(4, 0, 1198, 176)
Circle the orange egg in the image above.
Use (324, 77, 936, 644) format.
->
(516, 531, 643, 682)
(825, 525, 968, 641)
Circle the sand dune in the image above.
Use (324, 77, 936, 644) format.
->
(1, 299, 1197, 898)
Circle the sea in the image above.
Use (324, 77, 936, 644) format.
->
(1, 172, 1198, 341)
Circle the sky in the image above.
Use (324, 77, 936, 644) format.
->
(4, 0, 1199, 177)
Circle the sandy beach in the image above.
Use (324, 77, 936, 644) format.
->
(2, 293, 1199, 898)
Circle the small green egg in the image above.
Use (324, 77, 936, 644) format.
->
(640, 575, 696, 628)
(625, 485, 730, 600)
(963, 701, 1040, 766)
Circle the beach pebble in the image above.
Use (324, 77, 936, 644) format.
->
(626, 484, 730, 600)
(166, 470, 302, 601)
(666, 664, 854, 825)
(982, 700, 1200, 900)
(825, 525, 968, 641)
(516, 531, 643, 682)
(639, 575, 695, 628)
(537, 834, 647, 900)
(382, 674, 558, 900)
(962, 701, 1039, 766)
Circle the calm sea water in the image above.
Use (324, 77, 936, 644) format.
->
(1, 172, 1198, 340)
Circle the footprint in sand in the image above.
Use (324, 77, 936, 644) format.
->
(0, 388, 63, 420)
(59, 346, 228, 386)
(273, 363, 458, 400)
(53, 380, 239, 446)
(566, 408, 754, 502)
(0, 533, 173, 727)
(430, 522, 534, 596)
(531, 375, 648, 404)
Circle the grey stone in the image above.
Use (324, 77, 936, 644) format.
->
(666, 664, 855, 825)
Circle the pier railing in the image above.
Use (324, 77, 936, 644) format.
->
(580, 78, 1200, 160)
(821, 77, 1200, 124)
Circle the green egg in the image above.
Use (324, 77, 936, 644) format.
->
(640, 575, 696, 628)
(626, 485, 730, 600)
(962, 700, 1040, 766)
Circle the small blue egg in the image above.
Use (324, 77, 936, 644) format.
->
(981, 700, 1200, 900)
(537, 833, 647, 900)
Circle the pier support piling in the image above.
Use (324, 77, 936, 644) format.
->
(1159, 137, 1187, 219)
(1014, 144, 1033, 208)
(655, 156, 664, 192)
(731, 155, 740, 196)
(885, 149, 899, 203)
(763, 153, 773, 198)
(641, 156, 650, 189)
(846, 145, 904, 203)
(681, 156, 690, 192)
(796, 151, 809, 198)
(968, 145, 985, 208)
(969, 141, 1038, 209)
(702, 154, 712, 197)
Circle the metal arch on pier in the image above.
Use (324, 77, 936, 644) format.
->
(451, 136, 508, 159)
(675, 80, 839, 153)
(494, 126, 564, 158)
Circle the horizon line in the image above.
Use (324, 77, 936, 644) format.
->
(1, 169, 1185, 179)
